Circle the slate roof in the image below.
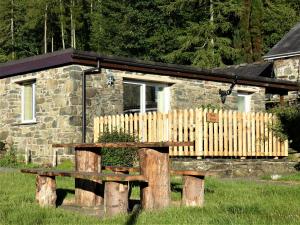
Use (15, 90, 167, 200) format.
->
(212, 61, 274, 78)
(264, 22, 300, 60)
(0, 49, 298, 91)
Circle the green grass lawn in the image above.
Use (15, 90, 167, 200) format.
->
(0, 171, 299, 225)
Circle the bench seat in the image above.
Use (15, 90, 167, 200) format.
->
(21, 168, 147, 217)
(21, 168, 147, 182)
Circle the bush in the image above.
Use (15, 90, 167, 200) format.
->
(0, 147, 19, 167)
(269, 104, 300, 151)
(98, 129, 138, 167)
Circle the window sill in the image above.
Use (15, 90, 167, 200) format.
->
(13, 121, 38, 126)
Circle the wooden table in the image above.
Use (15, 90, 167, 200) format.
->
(53, 142, 193, 210)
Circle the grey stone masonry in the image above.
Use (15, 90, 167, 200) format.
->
(273, 57, 300, 103)
(0, 65, 84, 164)
(0, 65, 266, 164)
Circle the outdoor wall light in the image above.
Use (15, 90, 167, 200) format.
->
(219, 75, 238, 104)
(106, 75, 115, 86)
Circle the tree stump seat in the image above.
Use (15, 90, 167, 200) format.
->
(102, 166, 212, 208)
(20, 168, 147, 217)
(171, 170, 211, 207)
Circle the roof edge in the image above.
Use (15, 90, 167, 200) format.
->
(264, 51, 300, 60)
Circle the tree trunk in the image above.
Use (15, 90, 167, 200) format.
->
(210, 0, 214, 48)
(70, 0, 76, 48)
(139, 148, 171, 210)
(44, 4, 48, 54)
(10, 0, 15, 59)
(36, 175, 57, 207)
(59, 0, 65, 49)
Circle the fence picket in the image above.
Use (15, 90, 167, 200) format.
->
(233, 111, 237, 157)
(189, 109, 195, 155)
(219, 110, 224, 156)
(208, 109, 214, 156)
(178, 110, 183, 155)
(213, 109, 219, 156)
(224, 110, 228, 156)
(203, 108, 208, 156)
(228, 110, 233, 156)
(183, 109, 189, 155)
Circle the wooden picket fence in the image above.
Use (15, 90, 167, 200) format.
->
(93, 108, 288, 157)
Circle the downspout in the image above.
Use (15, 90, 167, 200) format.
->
(82, 60, 100, 143)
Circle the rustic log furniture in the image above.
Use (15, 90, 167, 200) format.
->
(52, 142, 193, 210)
(20, 168, 147, 217)
(102, 166, 209, 207)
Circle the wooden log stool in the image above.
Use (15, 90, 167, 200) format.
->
(139, 147, 171, 210)
(36, 175, 57, 207)
(172, 170, 207, 207)
(75, 148, 103, 207)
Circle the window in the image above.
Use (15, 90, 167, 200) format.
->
(123, 81, 170, 114)
(21, 82, 36, 123)
(237, 92, 251, 112)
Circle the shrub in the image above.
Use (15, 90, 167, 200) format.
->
(269, 104, 300, 151)
(98, 129, 138, 167)
(0, 147, 19, 167)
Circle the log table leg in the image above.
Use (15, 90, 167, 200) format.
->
(182, 175, 205, 207)
(139, 148, 171, 210)
(104, 181, 129, 217)
(36, 175, 57, 207)
(75, 148, 103, 206)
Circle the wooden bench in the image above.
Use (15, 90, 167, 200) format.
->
(102, 166, 210, 207)
(21, 168, 147, 217)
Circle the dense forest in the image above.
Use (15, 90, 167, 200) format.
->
(0, 0, 299, 68)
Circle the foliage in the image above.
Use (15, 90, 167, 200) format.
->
(0, 0, 299, 68)
(269, 104, 300, 151)
(1, 172, 300, 225)
(0, 147, 19, 167)
(97, 129, 138, 167)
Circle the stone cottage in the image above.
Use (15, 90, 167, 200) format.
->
(0, 49, 298, 163)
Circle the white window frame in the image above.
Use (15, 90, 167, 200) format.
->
(21, 82, 36, 123)
(237, 92, 251, 113)
(123, 80, 170, 113)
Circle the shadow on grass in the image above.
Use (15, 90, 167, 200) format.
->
(56, 188, 75, 206)
(126, 200, 141, 225)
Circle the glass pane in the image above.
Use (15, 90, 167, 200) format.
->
(145, 86, 157, 112)
(123, 83, 141, 114)
(237, 95, 245, 112)
(24, 84, 33, 120)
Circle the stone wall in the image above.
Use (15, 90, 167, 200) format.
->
(0, 65, 266, 164)
(273, 57, 300, 103)
(0, 65, 84, 164)
(172, 158, 298, 178)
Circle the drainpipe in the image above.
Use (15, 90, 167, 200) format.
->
(82, 60, 100, 143)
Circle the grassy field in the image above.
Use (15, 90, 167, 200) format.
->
(0, 170, 299, 225)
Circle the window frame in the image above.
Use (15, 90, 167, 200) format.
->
(123, 80, 170, 114)
(21, 81, 36, 123)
